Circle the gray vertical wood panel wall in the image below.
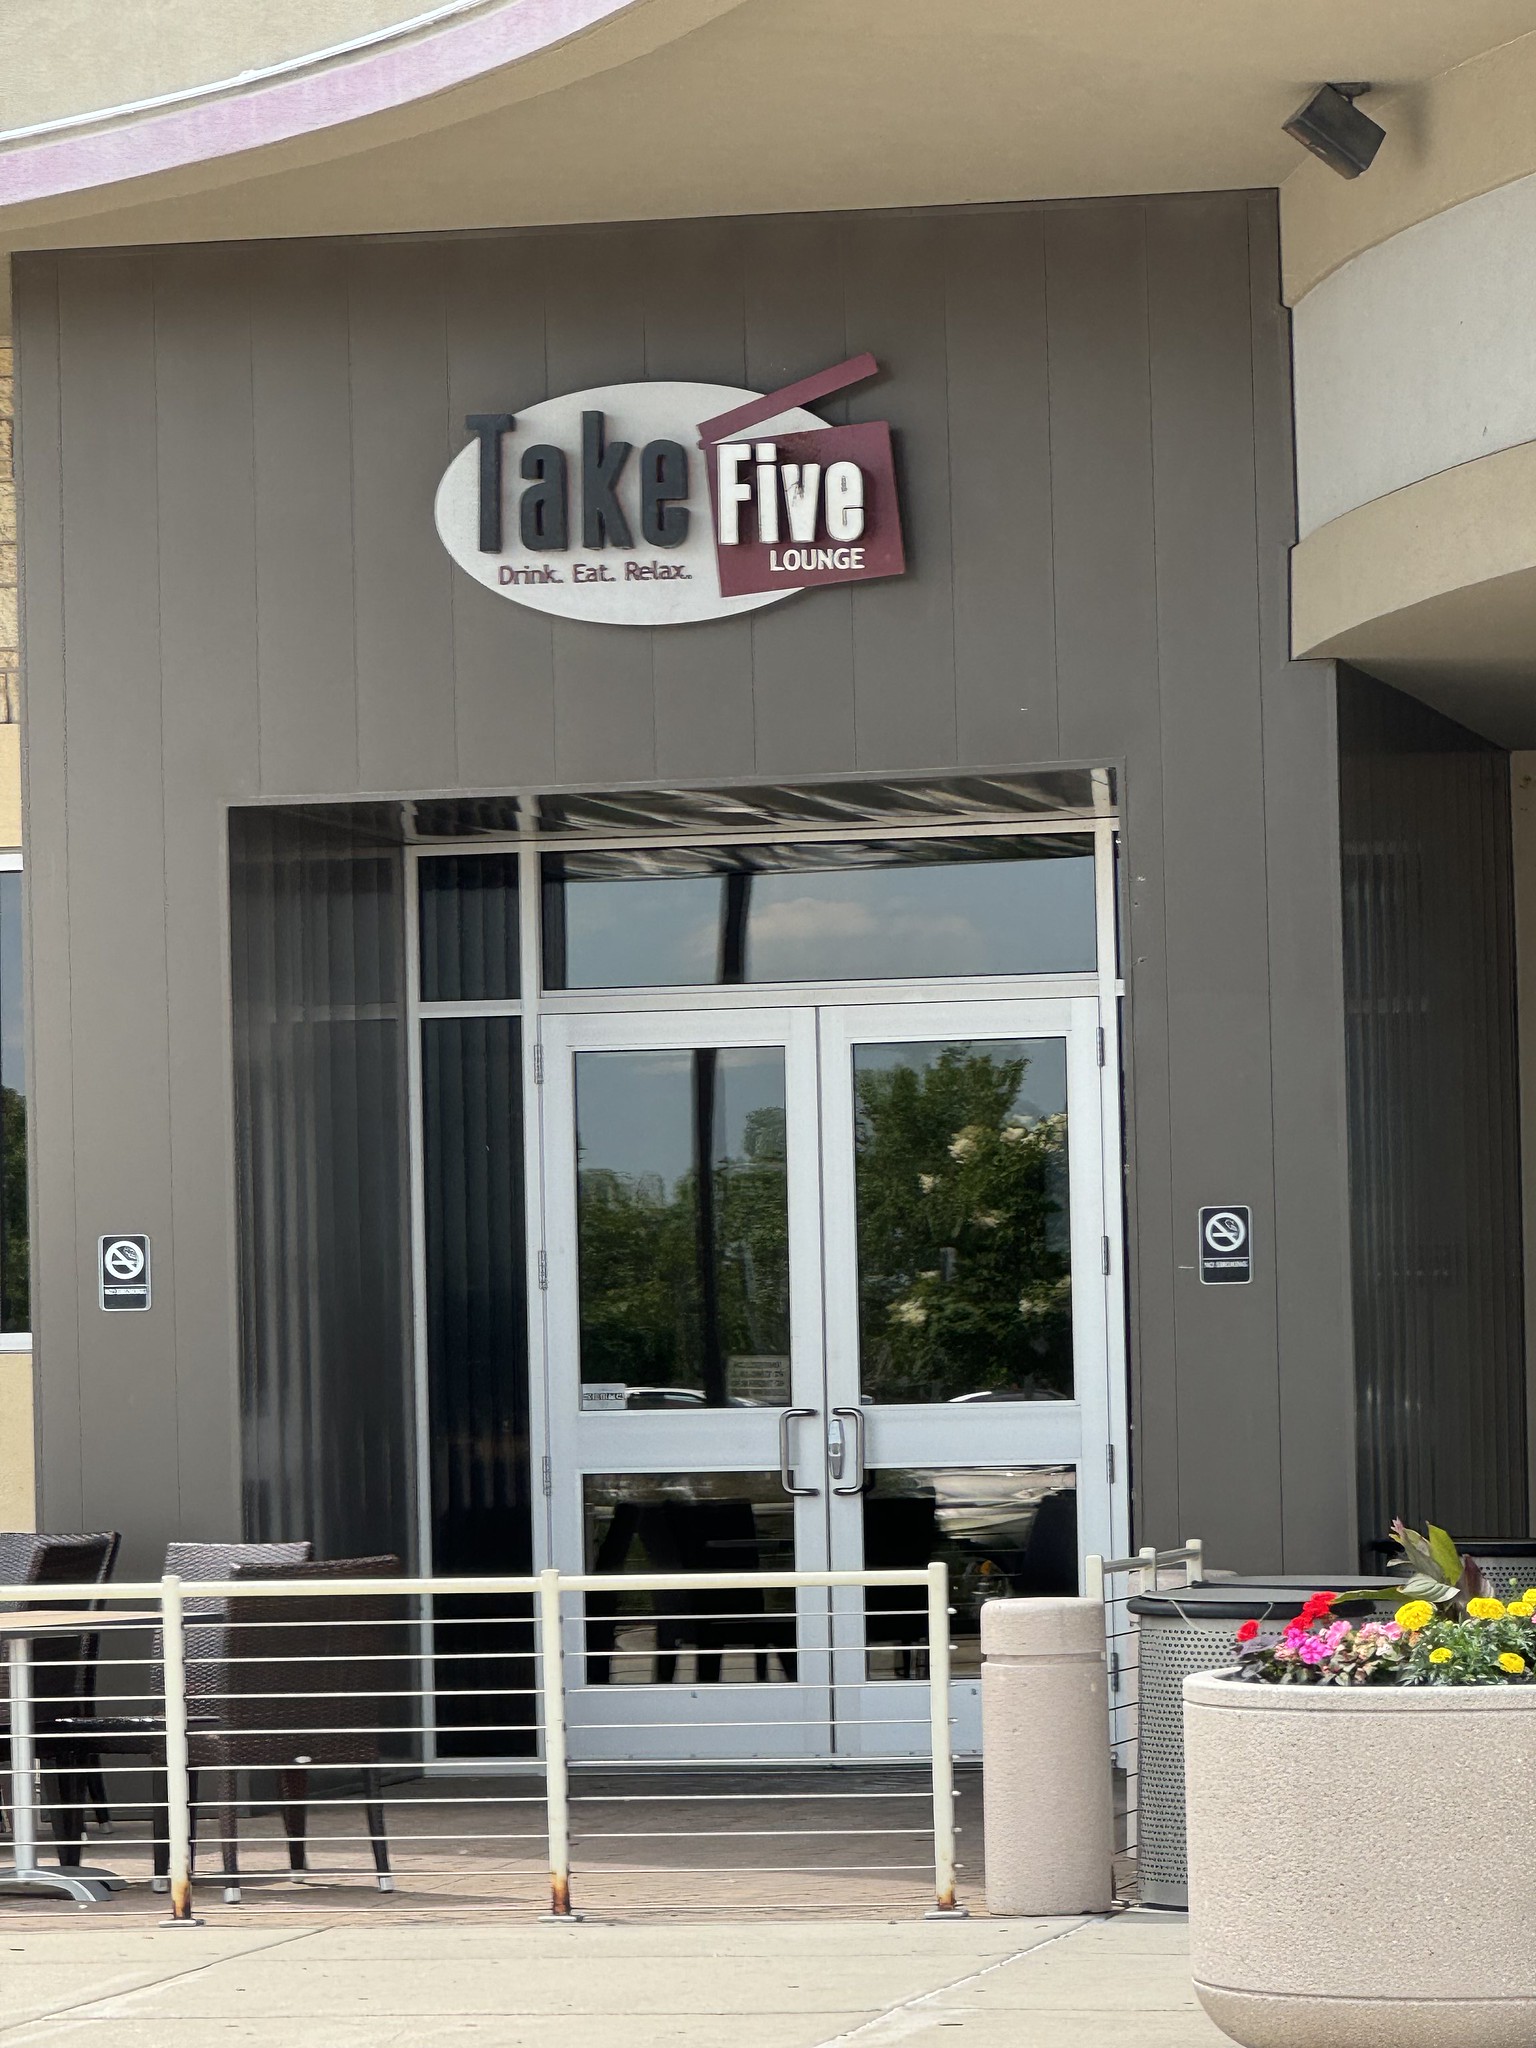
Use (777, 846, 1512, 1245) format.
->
(13, 195, 1356, 1574)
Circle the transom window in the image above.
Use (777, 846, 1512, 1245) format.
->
(415, 834, 1098, 1000)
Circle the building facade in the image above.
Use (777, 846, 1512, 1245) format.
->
(0, 344, 28, 1528)
(0, 2, 1533, 1758)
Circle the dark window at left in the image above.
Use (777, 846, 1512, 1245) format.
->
(422, 1014, 535, 1754)
(419, 853, 519, 1002)
(0, 868, 26, 1334)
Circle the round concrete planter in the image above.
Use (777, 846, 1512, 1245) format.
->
(1184, 1669, 1536, 2048)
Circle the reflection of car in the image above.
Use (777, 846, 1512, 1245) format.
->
(930, 1466, 1073, 1545)
(620, 1387, 753, 1409)
(949, 1383, 1066, 1403)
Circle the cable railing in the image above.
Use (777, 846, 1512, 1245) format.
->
(1083, 1539, 1202, 1899)
(0, 1563, 964, 1923)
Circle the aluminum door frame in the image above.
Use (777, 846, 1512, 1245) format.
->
(816, 994, 1115, 1757)
(540, 1005, 835, 1760)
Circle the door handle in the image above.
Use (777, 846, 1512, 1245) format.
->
(831, 1405, 866, 1496)
(778, 1407, 820, 1497)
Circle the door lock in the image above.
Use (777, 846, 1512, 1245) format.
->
(830, 1405, 866, 1496)
(827, 1413, 847, 1480)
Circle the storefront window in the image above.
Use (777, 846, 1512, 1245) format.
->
(575, 1047, 790, 1404)
(422, 1013, 535, 1755)
(542, 835, 1096, 989)
(582, 1472, 796, 1685)
(419, 851, 519, 1001)
(861, 1466, 1076, 1677)
(0, 865, 26, 1335)
(854, 1037, 1072, 1403)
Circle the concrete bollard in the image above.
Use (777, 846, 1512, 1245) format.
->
(981, 1596, 1114, 1915)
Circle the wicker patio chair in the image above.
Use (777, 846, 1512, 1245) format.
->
(0, 1532, 120, 1840)
(47, 1539, 310, 1886)
(209, 1554, 406, 1900)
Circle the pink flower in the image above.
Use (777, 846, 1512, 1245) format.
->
(1297, 1636, 1330, 1665)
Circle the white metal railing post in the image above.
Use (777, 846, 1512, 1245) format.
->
(6, 1633, 37, 1875)
(1184, 1537, 1203, 1586)
(158, 1574, 200, 1924)
(1084, 1553, 1105, 1604)
(924, 1559, 965, 1917)
(539, 1568, 574, 1918)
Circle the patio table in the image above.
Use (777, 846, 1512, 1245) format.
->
(1, 1609, 158, 1902)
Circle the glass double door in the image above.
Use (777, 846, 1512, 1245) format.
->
(541, 996, 1118, 1760)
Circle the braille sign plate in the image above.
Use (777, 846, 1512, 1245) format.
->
(1199, 1207, 1252, 1286)
(99, 1234, 151, 1311)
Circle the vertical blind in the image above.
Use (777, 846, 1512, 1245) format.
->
(1338, 669, 1527, 1554)
(421, 1013, 535, 1753)
(0, 868, 26, 1333)
(229, 805, 415, 1564)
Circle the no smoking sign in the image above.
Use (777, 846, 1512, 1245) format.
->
(99, 1234, 151, 1311)
(1198, 1206, 1252, 1286)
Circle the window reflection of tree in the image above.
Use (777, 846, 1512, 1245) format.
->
(577, 1053, 790, 1400)
(854, 1046, 1072, 1404)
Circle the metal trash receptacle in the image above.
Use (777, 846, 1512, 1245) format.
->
(1128, 1578, 1394, 1909)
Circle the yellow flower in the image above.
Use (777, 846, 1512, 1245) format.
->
(1523, 1588, 1536, 1605)
(1508, 1601, 1534, 1619)
(1467, 1597, 1506, 1621)
(1428, 1647, 1453, 1664)
(1394, 1600, 1435, 1631)
(1498, 1652, 1526, 1675)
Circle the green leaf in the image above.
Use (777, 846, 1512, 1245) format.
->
(1393, 1524, 1438, 1578)
(1394, 1571, 1457, 1605)
(1426, 1524, 1463, 1585)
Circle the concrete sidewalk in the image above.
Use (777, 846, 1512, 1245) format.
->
(0, 1909, 1225, 2047)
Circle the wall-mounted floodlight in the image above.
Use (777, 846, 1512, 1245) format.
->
(1284, 84, 1384, 179)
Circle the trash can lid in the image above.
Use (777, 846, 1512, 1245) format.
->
(1199, 1573, 1397, 1589)
(1127, 1581, 1396, 1622)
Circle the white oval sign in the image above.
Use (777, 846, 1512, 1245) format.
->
(434, 382, 825, 627)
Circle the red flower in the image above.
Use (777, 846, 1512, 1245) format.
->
(1297, 1592, 1336, 1628)
(1236, 1619, 1259, 1644)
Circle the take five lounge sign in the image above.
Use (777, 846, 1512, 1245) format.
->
(434, 353, 905, 626)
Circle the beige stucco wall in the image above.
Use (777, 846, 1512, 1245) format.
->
(0, 0, 454, 133)
(0, 0, 1527, 301)
(1285, 32, 1536, 731)
(1291, 443, 1536, 743)
(0, 340, 14, 755)
(1281, 29, 1536, 303)
(0, 1351, 35, 1528)
(1291, 441, 1536, 666)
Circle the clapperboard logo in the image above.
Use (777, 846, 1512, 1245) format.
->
(99, 1234, 151, 1311)
(1198, 1207, 1252, 1286)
